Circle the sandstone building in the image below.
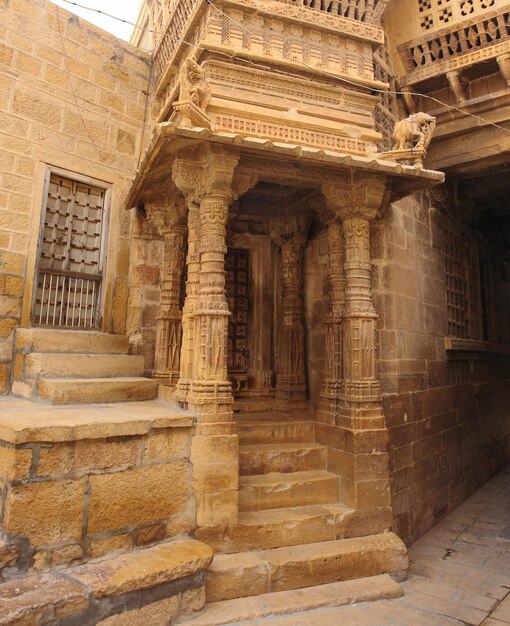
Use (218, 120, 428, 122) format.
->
(0, 0, 509, 623)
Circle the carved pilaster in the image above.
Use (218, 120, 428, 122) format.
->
(318, 214, 345, 424)
(146, 198, 187, 386)
(273, 214, 310, 401)
(174, 201, 200, 402)
(322, 176, 388, 428)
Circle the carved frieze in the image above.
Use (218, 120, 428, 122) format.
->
(223, 0, 385, 43)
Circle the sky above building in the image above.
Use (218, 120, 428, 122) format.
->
(51, 0, 143, 42)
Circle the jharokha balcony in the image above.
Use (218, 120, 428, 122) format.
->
(384, 0, 510, 171)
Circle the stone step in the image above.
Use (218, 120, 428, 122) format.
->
(205, 533, 408, 603)
(197, 504, 351, 553)
(237, 418, 314, 445)
(239, 470, 339, 511)
(35, 377, 158, 405)
(177, 574, 404, 626)
(239, 442, 327, 475)
(15, 328, 129, 354)
(25, 353, 145, 378)
(197, 505, 393, 555)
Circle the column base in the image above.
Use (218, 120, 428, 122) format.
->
(275, 375, 307, 401)
(174, 378, 191, 404)
(187, 379, 238, 527)
(316, 421, 391, 509)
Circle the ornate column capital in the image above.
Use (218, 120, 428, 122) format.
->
(321, 175, 388, 222)
(145, 195, 187, 235)
(270, 211, 311, 246)
(172, 145, 241, 205)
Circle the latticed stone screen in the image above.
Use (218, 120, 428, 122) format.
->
(418, 0, 496, 31)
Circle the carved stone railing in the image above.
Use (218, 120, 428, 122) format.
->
(153, 0, 201, 83)
(398, 6, 510, 85)
(272, 0, 389, 24)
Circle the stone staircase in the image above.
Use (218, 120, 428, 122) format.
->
(188, 411, 408, 625)
(11, 328, 158, 404)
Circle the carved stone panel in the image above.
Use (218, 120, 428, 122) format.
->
(226, 249, 250, 374)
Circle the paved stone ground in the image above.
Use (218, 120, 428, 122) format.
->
(239, 464, 510, 625)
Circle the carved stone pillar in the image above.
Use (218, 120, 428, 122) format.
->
(320, 176, 391, 511)
(273, 215, 310, 402)
(146, 200, 187, 386)
(174, 201, 200, 403)
(318, 215, 345, 424)
(172, 145, 241, 528)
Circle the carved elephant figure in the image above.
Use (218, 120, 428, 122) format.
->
(392, 112, 436, 151)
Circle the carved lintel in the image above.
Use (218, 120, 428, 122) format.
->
(172, 101, 212, 130)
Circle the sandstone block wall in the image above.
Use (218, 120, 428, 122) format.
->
(0, 419, 194, 576)
(0, 0, 152, 391)
(372, 191, 510, 543)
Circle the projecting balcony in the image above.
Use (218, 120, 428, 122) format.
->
(151, 0, 389, 87)
(396, 5, 510, 87)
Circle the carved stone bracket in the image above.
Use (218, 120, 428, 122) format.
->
(497, 53, 510, 87)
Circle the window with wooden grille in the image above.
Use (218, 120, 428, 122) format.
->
(444, 222, 491, 341)
(32, 169, 110, 329)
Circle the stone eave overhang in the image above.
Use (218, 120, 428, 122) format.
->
(124, 123, 445, 209)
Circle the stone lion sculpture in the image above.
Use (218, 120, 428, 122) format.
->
(392, 112, 436, 151)
(179, 57, 211, 111)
